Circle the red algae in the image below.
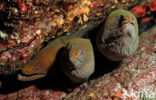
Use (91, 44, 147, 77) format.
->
(18, 0, 30, 14)
(146, 0, 156, 12)
(132, 0, 156, 25)
(141, 17, 151, 23)
(132, 6, 146, 17)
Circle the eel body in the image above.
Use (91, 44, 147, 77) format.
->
(18, 24, 95, 81)
(96, 9, 139, 61)
(60, 38, 95, 83)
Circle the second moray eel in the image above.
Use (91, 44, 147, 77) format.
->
(96, 9, 139, 61)
(17, 25, 95, 82)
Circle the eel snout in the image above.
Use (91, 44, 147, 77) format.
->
(120, 23, 135, 42)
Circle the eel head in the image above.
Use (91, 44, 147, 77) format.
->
(18, 63, 46, 81)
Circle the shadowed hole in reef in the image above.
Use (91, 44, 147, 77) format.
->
(86, 25, 120, 80)
(0, 73, 35, 94)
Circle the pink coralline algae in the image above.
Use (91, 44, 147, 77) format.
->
(17, 0, 34, 15)
(0, 86, 66, 100)
(0, 37, 43, 74)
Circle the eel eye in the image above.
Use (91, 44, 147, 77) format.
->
(36, 66, 40, 71)
(118, 15, 124, 27)
(118, 15, 124, 22)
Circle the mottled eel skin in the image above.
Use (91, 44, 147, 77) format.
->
(96, 9, 139, 61)
(18, 25, 95, 81)
(60, 38, 95, 83)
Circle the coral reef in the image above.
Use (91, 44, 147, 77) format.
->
(0, 0, 156, 100)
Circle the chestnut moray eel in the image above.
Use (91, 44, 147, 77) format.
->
(60, 38, 95, 83)
(96, 9, 139, 61)
(18, 24, 95, 81)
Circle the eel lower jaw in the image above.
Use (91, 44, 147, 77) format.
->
(17, 73, 46, 81)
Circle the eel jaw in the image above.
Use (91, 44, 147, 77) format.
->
(17, 73, 46, 81)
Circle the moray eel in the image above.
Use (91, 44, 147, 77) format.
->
(18, 36, 68, 81)
(96, 9, 139, 61)
(60, 38, 95, 83)
(18, 24, 95, 81)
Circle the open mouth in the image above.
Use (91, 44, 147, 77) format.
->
(17, 72, 46, 81)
